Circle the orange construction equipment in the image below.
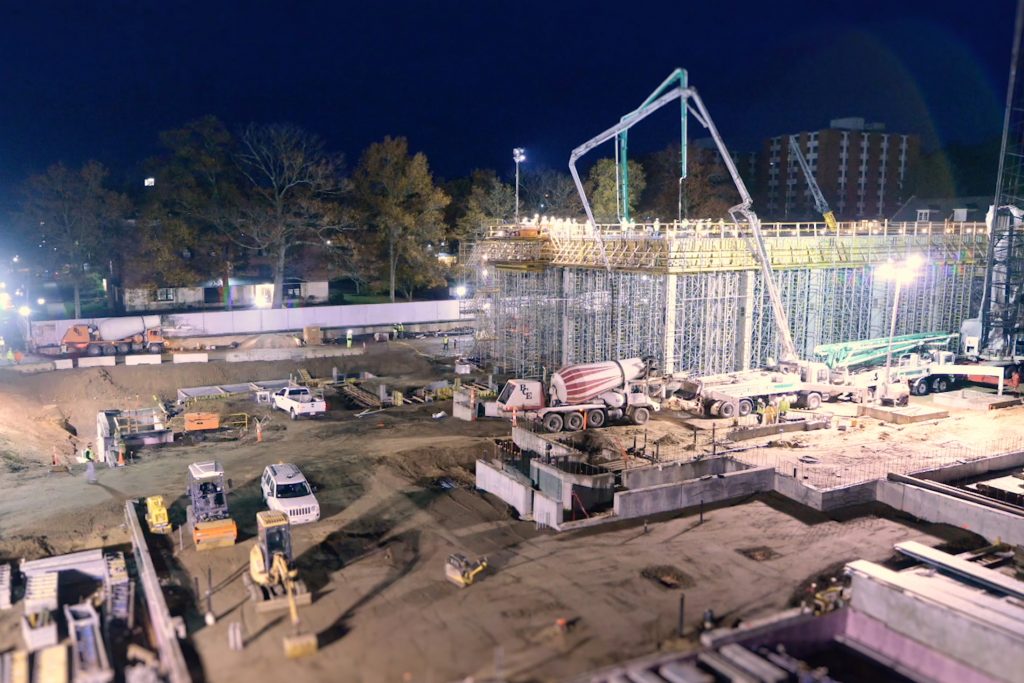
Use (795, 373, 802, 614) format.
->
(184, 412, 221, 432)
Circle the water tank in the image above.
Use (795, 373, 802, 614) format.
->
(96, 315, 160, 341)
(549, 358, 647, 405)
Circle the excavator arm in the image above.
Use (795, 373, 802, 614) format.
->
(788, 136, 838, 230)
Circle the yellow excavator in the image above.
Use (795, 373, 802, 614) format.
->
(245, 511, 317, 658)
(144, 496, 172, 534)
(445, 553, 488, 588)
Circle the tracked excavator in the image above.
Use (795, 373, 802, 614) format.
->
(245, 510, 317, 657)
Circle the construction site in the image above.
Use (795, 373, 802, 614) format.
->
(3, 18, 1024, 683)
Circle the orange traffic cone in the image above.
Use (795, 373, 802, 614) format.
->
(256, 420, 263, 443)
(117, 448, 126, 467)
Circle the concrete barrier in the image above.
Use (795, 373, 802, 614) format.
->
(172, 353, 208, 364)
(223, 349, 294, 362)
(621, 457, 747, 489)
(78, 356, 116, 368)
(54, 359, 73, 370)
(125, 355, 162, 366)
(475, 459, 533, 519)
(915, 450, 1024, 484)
(614, 467, 774, 519)
(875, 480, 1024, 545)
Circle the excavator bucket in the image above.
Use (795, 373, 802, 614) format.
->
(283, 631, 318, 659)
(193, 519, 237, 550)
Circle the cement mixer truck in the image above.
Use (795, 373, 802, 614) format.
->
(49, 315, 165, 356)
(485, 358, 663, 432)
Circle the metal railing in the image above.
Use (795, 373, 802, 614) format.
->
(484, 219, 988, 241)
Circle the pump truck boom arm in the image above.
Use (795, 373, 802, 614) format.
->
(568, 72, 798, 363)
(788, 136, 838, 230)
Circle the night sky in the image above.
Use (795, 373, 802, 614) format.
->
(0, 1, 1015, 206)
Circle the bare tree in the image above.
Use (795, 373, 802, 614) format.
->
(235, 123, 343, 308)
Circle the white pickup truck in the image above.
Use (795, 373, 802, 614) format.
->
(272, 386, 327, 419)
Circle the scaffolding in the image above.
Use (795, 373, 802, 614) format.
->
(469, 220, 989, 378)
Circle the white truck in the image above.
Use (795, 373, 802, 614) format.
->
(272, 386, 327, 420)
(677, 360, 910, 419)
(485, 358, 665, 432)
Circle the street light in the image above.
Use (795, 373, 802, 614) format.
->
(513, 147, 526, 225)
(877, 254, 925, 387)
(17, 305, 31, 318)
(455, 285, 467, 298)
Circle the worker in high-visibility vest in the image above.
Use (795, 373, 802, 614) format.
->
(346, 330, 353, 348)
(443, 335, 450, 351)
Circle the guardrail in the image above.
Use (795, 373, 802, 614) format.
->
(123, 500, 190, 683)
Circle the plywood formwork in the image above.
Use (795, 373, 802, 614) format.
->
(469, 220, 989, 378)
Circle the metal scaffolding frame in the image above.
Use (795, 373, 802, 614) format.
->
(468, 221, 989, 378)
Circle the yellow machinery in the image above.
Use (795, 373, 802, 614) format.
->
(144, 496, 172, 534)
(245, 511, 316, 658)
(186, 461, 237, 550)
(445, 553, 487, 588)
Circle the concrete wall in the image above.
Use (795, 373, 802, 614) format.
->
(875, 480, 1024, 545)
(533, 491, 562, 530)
(30, 300, 468, 347)
(77, 356, 116, 368)
(916, 450, 1024, 484)
(475, 459, 533, 519)
(614, 467, 774, 519)
(849, 561, 1024, 683)
(511, 427, 580, 458)
(621, 457, 748, 490)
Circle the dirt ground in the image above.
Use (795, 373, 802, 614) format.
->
(0, 344, 992, 681)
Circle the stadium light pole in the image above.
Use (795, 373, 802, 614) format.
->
(513, 148, 526, 225)
(877, 254, 925, 386)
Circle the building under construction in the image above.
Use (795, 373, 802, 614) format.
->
(465, 218, 988, 378)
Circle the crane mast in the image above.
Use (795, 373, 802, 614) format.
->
(787, 136, 838, 230)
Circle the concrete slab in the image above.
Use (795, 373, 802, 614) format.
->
(53, 359, 73, 370)
(172, 352, 208, 364)
(77, 356, 116, 368)
(857, 404, 948, 424)
(932, 389, 1020, 411)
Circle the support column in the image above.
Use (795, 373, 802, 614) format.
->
(662, 273, 678, 373)
(560, 268, 572, 368)
(736, 271, 755, 370)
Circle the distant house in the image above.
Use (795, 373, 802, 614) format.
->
(118, 276, 329, 313)
(891, 196, 991, 223)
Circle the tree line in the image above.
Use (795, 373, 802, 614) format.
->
(18, 116, 738, 314)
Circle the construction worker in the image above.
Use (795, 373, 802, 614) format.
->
(398, 322, 405, 338)
(442, 335, 450, 352)
(83, 443, 94, 462)
(392, 324, 399, 340)
(779, 395, 791, 420)
(755, 399, 766, 425)
(1012, 370, 1022, 400)
(763, 402, 777, 426)
(346, 329, 353, 348)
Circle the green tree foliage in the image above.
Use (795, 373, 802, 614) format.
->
(352, 136, 450, 302)
(142, 116, 245, 306)
(453, 169, 515, 241)
(23, 161, 130, 318)
(641, 144, 736, 221)
(235, 123, 344, 308)
(521, 168, 582, 219)
(585, 158, 645, 223)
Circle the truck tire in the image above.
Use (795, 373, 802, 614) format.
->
(718, 402, 736, 419)
(148, 343, 163, 354)
(586, 409, 606, 428)
(290, 408, 298, 421)
(117, 343, 130, 355)
(564, 412, 584, 432)
(86, 345, 102, 357)
(912, 379, 930, 396)
(631, 407, 651, 425)
(804, 392, 822, 410)
(932, 377, 950, 393)
(542, 412, 564, 433)
(738, 399, 753, 417)
(102, 345, 116, 356)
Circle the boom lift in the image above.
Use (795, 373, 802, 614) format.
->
(788, 136, 838, 230)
